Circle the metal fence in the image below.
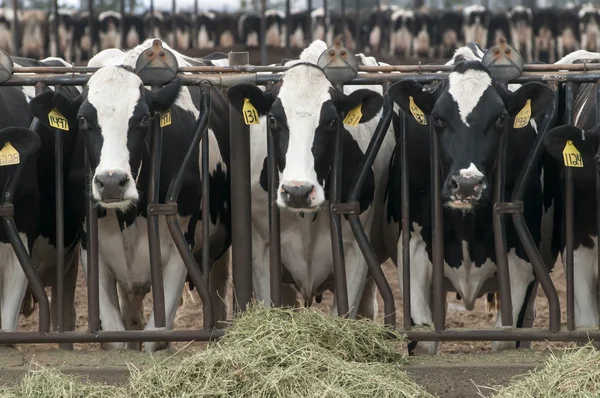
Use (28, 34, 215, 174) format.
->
(0, 38, 599, 347)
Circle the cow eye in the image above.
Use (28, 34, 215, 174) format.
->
(268, 115, 277, 129)
(496, 113, 507, 127)
(78, 115, 87, 129)
(140, 115, 150, 126)
(329, 119, 337, 128)
(432, 114, 444, 127)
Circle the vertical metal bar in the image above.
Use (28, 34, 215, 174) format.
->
(201, 110, 210, 283)
(323, 0, 328, 44)
(53, 0, 59, 58)
(171, 0, 177, 48)
(229, 52, 253, 313)
(565, 82, 575, 331)
(11, 0, 19, 56)
(285, 0, 291, 54)
(431, 118, 445, 332)
(55, 90, 65, 336)
(192, 0, 198, 48)
(596, 81, 600, 330)
(401, 113, 412, 330)
(493, 127, 513, 327)
(307, 0, 313, 44)
(267, 124, 282, 307)
(147, 117, 166, 328)
(85, 147, 100, 333)
(354, 0, 360, 52)
(88, 0, 96, 58)
(260, 0, 267, 65)
(341, 0, 346, 47)
(149, 0, 155, 36)
(119, 0, 126, 49)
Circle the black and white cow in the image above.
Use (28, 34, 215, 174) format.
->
(20, 10, 48, 60)
(29, 39, 232, 352)
(123, 14, 145, 49)
(48, 9, 74, 63)
(389, 8, 415, 58)
(165, 12, 193, 51)
(579, 4, 600, 53)
(72, 11, 97, 64)
(215, 12, 237, 48)
(98, 11, 122, 50)
(360, 6, 395, 54)
(227, 40, 394, 317)
(462, 5, 490, 49)
(0, 56, 81, 340)
(557, 8, 580, 59)
(413, 7, 437, 59)
(311, 8, 332, 46)
(543, 50, 600, 332)
(195, 11, 217, 49)
(266, 10, 285, 48)
(0, 9, 18, 55)
(384, 44, 554, 354)
(533, 7, 558, 63)
(488, 11, 511, 51)
(290, 11, 308, 49)
(331, 12, 356, 51)
(238, 12, 260, 48)
(508, 6, 533, 63)
(144, 10, 169, 43)
(439, 10, 463, 59)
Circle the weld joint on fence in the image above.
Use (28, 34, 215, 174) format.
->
(0, 204, 15, 217)
(147, 203, 179, 216)
(494, 201, 524, 215)
(330, 202, 360, 215)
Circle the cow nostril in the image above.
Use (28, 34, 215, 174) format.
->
(96, 178, 104, 189)
(118, 175, 128, 187)
(451, 179, 459, 190)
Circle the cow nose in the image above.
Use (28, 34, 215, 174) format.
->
(95, 172, 129, 202)
(450, 175, 485, 200)
(281, 183, 314, 208)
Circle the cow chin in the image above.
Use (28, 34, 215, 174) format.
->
(445, 197, 480, 212)
(97, 198, 136, 211)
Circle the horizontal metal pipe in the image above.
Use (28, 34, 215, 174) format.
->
(400, 329, 600, 342)
(0, 329, 224, 344)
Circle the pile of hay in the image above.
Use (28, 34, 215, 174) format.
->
(6, 306, 432, 398)
(484, 345, 600, 398)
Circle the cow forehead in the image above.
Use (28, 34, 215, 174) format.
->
(278, 66, 333, 118)
(447, 69, 493, 126)
(86, 66, 142, 120)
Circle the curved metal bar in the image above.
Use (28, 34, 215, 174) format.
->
(596, 81, 600, 330)
(565, 82, 575, 332)
(401, 110, 412, 330)
(84, 147, 100, 334)
(267, 120, 282, 307)
(431, 116, 445, 333)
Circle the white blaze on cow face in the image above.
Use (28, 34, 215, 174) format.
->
(448, 69, 492, 127)
(85, 66, 144, 209)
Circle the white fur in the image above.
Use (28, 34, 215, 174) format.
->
(459, 163, 484, 178)
(445, 46, 482, 65)
(565, 236, 599, 328)
(448, 69, 492, 126)
(0, 233, 29, 333)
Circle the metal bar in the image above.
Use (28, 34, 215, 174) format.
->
(493, 126, 513, 327)
(171, 0, 177, 48)
(55, 116, 65, 336)
(341, 0, 346, 47)
(149, 0, 155, 35)
(401, 112, 412, 330)
(120, 0, 126, 49)
(285, 0, 291, 55)
(323, 0, 328, 44)
(329, 118, 349, 317)
(565, 82, 575, 331)
(85, 147, 100, 334)
(267, 122, 282, 307)
(147, 115, 166, 329)
(347, 94, 395, 326)
(400, 329, 600, 341)
(431, 117, 445, 332)
(201, 106, 210, 284)
(354, 0, 360, 52)
(53, 0, 59, 58)
(88, 0, 96, 58)
(193, 0, 198, 48)
(11, 0, 19, 56)
(259, 0, 267, 65)
(307, 0, 313, 44)
(228, 52, 253, 313)
(597, 81, 600, 331)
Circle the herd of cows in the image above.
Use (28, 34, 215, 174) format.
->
(0, 28, 599, 354)
(1, 3, 600, 63)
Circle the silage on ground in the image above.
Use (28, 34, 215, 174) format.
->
(3, 305, 432, 398)
(482, 345, 600, 398)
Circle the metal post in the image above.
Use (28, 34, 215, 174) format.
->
(149, 0, 155, 35)
(323, 0, 328, 44)
(193, 0, 198, 48)
(401, 112, 412, 330)
(55, 90, 65, 337)
(341, 0, 346, 47)
(120, 0, 126, 49)
(431, 118, 445, 332)
(565, 82, 575, 331)
(85, 148, 100, 333)
(260, 0, 267, 65)
(307, 0, 313, 44)
(285, 0, 291, 54)
(171, 0, 177, 48)
(53, 0, 59, 58)
(267, 123, 282, 307)
(11, 0, 19, 56)
(229, 52, 253, 313)
(354, 0, 360, 52)
(88, 0, 96, 58)
(596, 81, 600, 329)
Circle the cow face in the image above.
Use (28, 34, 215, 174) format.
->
(228, 64, 382, 212)
(29, 66, 181, 210)
(389, 61, 552, 211)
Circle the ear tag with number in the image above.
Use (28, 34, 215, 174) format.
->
(0, 142, 19, 167)
(160, 109, 172, 127)
(513, 99, 531, 129)
(48, 108, 69, 131)
(242, 98, 260, 125)
(563, 140, 584, 168)
(409, 96, 427, 125)
(343, 104, 362, 127)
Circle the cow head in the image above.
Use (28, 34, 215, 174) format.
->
(389, 61, 552, 211)
(227, 63, 382, 212)
(29, 65, 182, 210)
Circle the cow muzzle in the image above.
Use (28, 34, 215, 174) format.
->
(93, 170, 136, 208)
(278, 180, 320, 211)
(446, 174, 486, 210)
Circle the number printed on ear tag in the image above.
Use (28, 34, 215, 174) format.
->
(343, 104, 362, 127)
(563, 140, 584, 168)
(0, 142, 19, 166)
(160, 109, 172, 127)
(242, 98, 260, 125)
(513, 99, 531, 129)
(48, 108, 69, 131)
(409, 96, 427, 125)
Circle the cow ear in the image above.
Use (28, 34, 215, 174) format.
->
(507, 82, 553, 120)
(388, 80, 436, 116)
(145, 78, 183, 113)
(543, 124, 599, 165)
(227, 83, 275, 115)
(337, 89, 383, 124)
(0, 127, 41, 159)
(29, 90, 83, 130)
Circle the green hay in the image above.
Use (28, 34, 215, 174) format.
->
(3, 305, 432, 398)
(483, 345, 600, 398)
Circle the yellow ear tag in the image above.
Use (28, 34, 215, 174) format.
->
(0, 142, 19, 167)
(160, 109, 172, 128)
(409, 96, 427, 125)
(513, 99, 532, 129)
(343, 104, 362, 127)
(48, 108, 69, 131)
(242, 98, 260, 125)
(563, 140, 584, 168)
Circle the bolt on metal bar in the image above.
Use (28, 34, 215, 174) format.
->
(84, 147, 100, 334)
(493, 125, 513, 327)
(565, 82, 575, 332)
(267, 123, 282, 307)
(401, 111, 412, 330)
(228, 52, 253, 313)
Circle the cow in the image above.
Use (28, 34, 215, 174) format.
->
(0, 9, 18, 55)
(290, 11, 308, 49)
(215, 12, 237, 48)
(20, 10, 48, 60)
(579, 4, 600, 53)
(463, 5, 490, 49)
(389, 8, 415, 58)
(48, 9, 74, 63)
(542, 50, 600, 334)
(413, 7, 437, 59)
(330, 12, 356, 51)
(226, 40, 394, 318)
(0, 56, 81, 343)
(557, 8, 580, 59)
(439, 10, 463, 59)
(311, 8, 332, 46)
(98, 11, 122, 50)
(384, 44, 554, 355)
(165, 12, 193, 51)
(123, 14, 145, 49)
(363, 6, 395, 54)
(265, 10, 285, 48)
(507, 6, 533, 63)
(143, 10, 168, 42)
(72, 11, 98, 64)
(238, 12, 260, 48)
(488, 11, 511, 53)
(196, 11, 218, 49)
(533, 7, 559, 63)
(28, 39, 232, 352)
